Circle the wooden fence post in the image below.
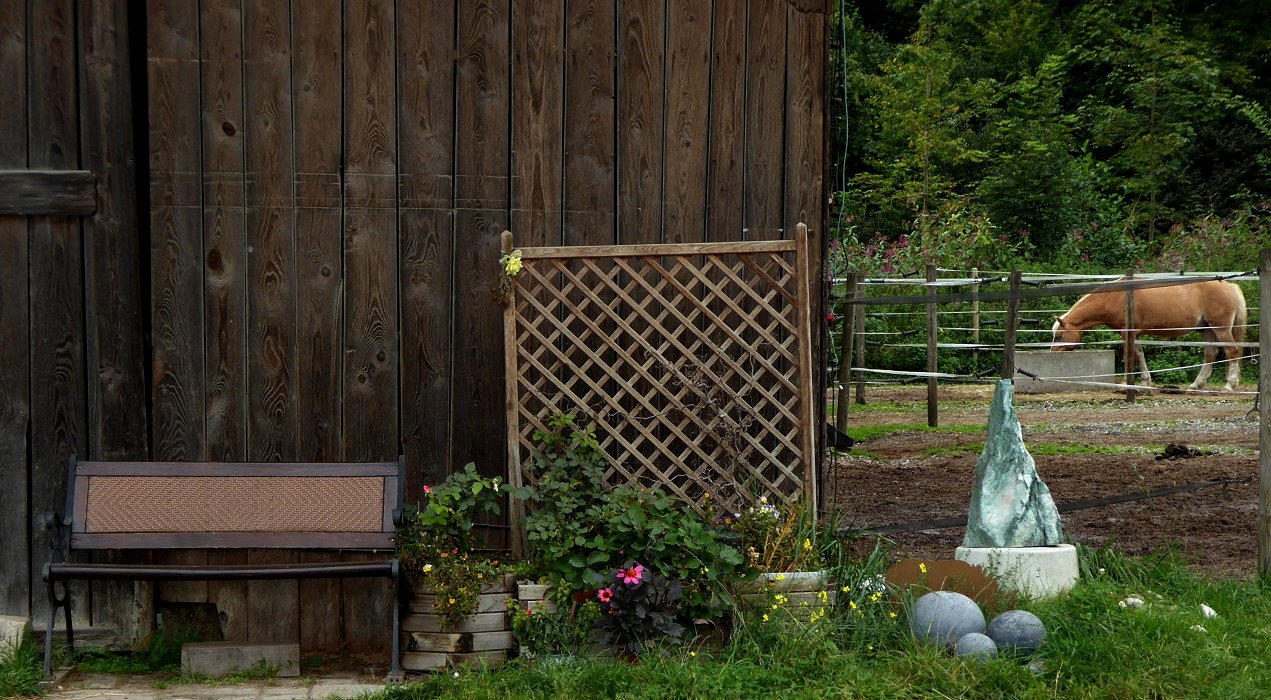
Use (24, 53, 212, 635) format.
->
(927, 264, 938, 427)
(1258, 249, 1270, 577)
(1001, 271, 1021, 379)
(835, 272, 856, 432)
(853, 276, 866, 404)
(1124, 270, 1137, 404)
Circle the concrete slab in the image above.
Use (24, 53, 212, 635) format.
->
(0, 614, 30, 654)
(1013, 350, 1116, 393)
(955, 544, 1079, 599)
(180, 642, 301, 678)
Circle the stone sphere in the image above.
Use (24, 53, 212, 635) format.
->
(986, 610, 1047, 655)
(954, 632, 998, 660)
(909, 591, 986, 648)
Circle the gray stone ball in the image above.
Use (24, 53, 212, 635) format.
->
(986, 609, 1047, 655)
(954, 632, 998, 660)
(909, 591, 986, 648)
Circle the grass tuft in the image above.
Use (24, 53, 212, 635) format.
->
(0, 634, 44, 698)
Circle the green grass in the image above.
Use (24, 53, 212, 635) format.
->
(74, 626, 198, 675)
(349, 544, 1271, 700)
(846, 422, 984, 443)
(0, 636, 44, 698)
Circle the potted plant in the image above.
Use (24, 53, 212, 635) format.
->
(719, 496, 836, 623)
(397, 463, 527, 671)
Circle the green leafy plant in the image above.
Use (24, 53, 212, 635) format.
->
(522, 415, 745, 623)
(506, 599, 600, 659)
(716, 497, 824, 575)
(594, 562, 686, 655)
(0, 633, 43, 698)
(398, 463, 526, 629)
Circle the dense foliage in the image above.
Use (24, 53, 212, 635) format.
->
(833, 0, 1271, 274)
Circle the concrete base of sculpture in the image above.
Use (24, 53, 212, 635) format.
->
(955, 544, 1078, 599)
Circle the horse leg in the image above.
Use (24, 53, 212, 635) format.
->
(1135, 345, 1152, 387)
(1215, 327, 1241, 391)
(1188, 329, 1218, 390)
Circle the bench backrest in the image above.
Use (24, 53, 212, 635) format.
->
(66, 457, 402, 551)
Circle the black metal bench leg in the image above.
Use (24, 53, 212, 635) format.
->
(43, 578, 72, 681)
(388, 568, 403, 684)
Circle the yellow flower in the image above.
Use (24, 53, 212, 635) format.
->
(476, 573, 483, 580)
(501, 249, 524, 276)
(772, 604, 780, 610)
(422, 564, 433, 573)
(449, 598, 456, 604)
(817, 590, 828, 603)
(689, 651, 697, 657)
(841, 585, 851, 593)
(762, 614, 769, 622)
(870, 592, 883, 603)
(918, 562, 927, 574)
(849, 601, 857, 610)
(775, 574, 786, 582)
(803, 538, 812, 551)
(888, 612, 898, 619)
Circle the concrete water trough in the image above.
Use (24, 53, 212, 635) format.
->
(1013, 350, 1116, 393)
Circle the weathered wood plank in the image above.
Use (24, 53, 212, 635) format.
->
(201, 0, 247, 462)
(706, 0, 745, 242)
(244, 0, 297, 462)
(246, 549, 298, 643)
(293, 0, 344, 653)
(0, 170, 96, 215)
(744, 0, 786, 238)
(403, 631, 514, 653)
(402, 613, 508, 634)
(453, 0, 510, 500)
(342, 0, 397, 655)
(617, 0, 664, 245)
(28, 0, 89, 626)
(564, 0, 616, 246)
(511, 0, 564, 248)
(195, 0, 249, 636)
(663, 0, 711, 244)
(0, 0, 29, 617)
(79, 0, 151, 643)
(147, 0, 205, 460)
(398, 0, 455, 493)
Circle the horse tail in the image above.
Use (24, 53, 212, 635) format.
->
(1234, 283, 1248, 345)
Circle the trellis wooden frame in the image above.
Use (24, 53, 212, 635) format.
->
(502, 224, 818, 552)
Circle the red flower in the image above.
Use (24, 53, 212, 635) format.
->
(422, 485, 432, 495)
(597, 588, 614, 603)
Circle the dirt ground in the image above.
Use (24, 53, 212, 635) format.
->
(827, 384, 1262, 579)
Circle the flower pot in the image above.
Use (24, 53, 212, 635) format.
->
(400, 573, 516, 672)
(739, 570, 836, 623)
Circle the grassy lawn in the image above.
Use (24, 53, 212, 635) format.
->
(354, 546, 1270, 700)
(5, 547, 1268, 698)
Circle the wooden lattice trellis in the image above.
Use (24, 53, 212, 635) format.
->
(502, 225, 817, 548)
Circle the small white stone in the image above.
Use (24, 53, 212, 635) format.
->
(1200, 604, 1217, 619)
(1191, 624, 1207, 633)
(1118, 597, 1145, 609)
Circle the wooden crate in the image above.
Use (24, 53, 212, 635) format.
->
(400, 574, 516, 672)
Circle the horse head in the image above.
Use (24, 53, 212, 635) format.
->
(1051, 315, 1081, 350)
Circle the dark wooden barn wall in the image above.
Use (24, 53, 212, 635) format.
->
(1, 0, 824, 658)
(0, 0, 149, 634)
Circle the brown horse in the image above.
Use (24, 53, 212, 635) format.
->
(1051, 279, 1247, 391)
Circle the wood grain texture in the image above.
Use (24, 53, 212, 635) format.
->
(706, 0, 745, 242)
(744, 0, 786, 238)
(0, 170, 96, 215)
(342, 0, 398, 654)
(0, 0, 28, 616)
(78, 0, 150, 641)
(148, 0, 205, 463)
(617, 0, 664, 245)
(663, 0, 711, 244)
(244, 0, 297, 462)
(453, 0, 510, 494)
(511, 0, 564, 247)
(398, 0, 454, 493)
(201, 0, 247, 462)
(28, 0, 89, 626)
(563, 0, 616, 245)
(293, 0, 345, 652)
(294, 0, 344, 464)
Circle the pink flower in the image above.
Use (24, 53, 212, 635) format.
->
(617, 564, 645, 586)
(597, 588, 614, 603)
(422, 485, 432, 495)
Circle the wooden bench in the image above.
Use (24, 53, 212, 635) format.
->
(42, 456, 405, 681)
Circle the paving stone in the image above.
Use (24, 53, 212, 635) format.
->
(181, 642, 300, 678)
